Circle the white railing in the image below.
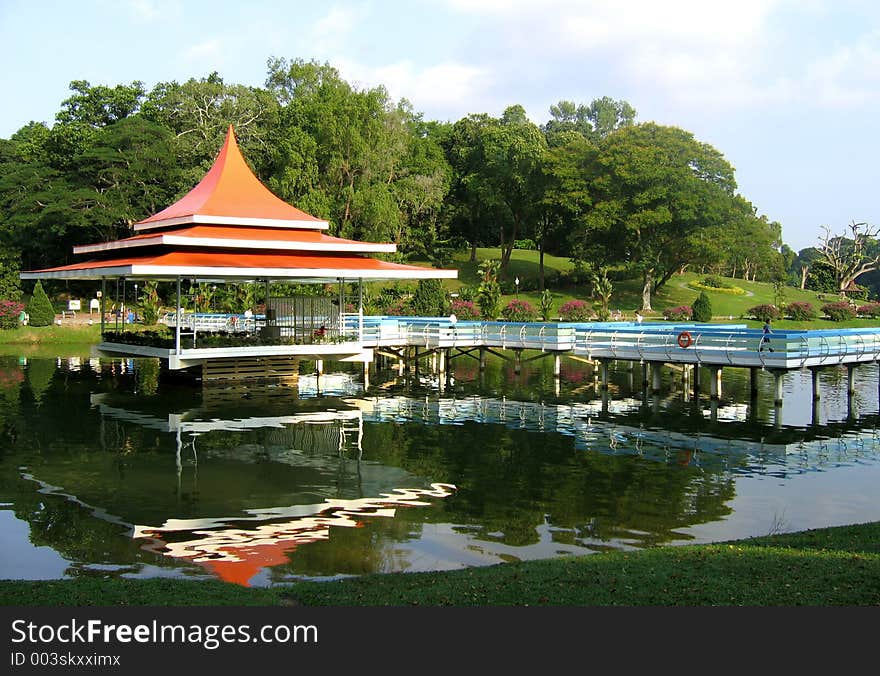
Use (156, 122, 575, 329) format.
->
(149, 314, 880, 368)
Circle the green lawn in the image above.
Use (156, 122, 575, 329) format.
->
(423, 248, 874, 329)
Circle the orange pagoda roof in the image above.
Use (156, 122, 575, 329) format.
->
(135, 126, 328, 231)
(24, 250, 457, 281)
(21, 125, 457, 282)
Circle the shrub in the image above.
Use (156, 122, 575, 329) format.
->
(539, 289, 554, 321)
(476, 259, 502, 319)
(25, 281, 55, 327)
(746, 304, 781, 322)
(663, 305, 692, 321)
(558, 299, 592, 321)
(501, 299, 537, 322)
(384, 298, 412, 316)
(410, 279, 446, 316)
(687, 279, 746, 295)
(0, 299, 24, 330)
(691, 292, 712, 322)
(450, 299, 480, 320)
(139, 281, 161, 325)
(786, 301, 817, 321)
(701, 275, 733, 289)
(822, 301, 856, 321)
(856, 302, 880, 318)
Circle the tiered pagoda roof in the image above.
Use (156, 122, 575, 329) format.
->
(22, 126, 456, 282)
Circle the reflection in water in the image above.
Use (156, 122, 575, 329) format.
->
(2, 354, 880, 586)
(134, 484, 456, 586)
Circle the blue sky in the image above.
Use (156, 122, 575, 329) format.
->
(1, 0, 877, 253)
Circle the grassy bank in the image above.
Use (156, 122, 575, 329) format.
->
(2, 522, 878, 606)
(0, 324, 101, 345)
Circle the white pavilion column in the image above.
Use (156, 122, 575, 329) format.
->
(100, 277, 106, 336)
(358, 278, 364, 343)
(175, 276, 182, 356)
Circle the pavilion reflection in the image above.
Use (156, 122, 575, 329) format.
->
(16, 389, 458, 586)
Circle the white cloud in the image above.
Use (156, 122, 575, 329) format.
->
(307, 5, 362, 53)
(127, 0, 180, 23)
(182, 39, 224, 67)
(442, 0, 792, 109)
(335, 58, 490, 118)
(803, 31, 880, 107)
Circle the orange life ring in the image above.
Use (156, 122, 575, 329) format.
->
(677, 331, 693, 348)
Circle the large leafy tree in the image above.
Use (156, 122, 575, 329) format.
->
(443, 113, 499, 261)
(577, 123, 738, 311)
(482, 106, 547, 270)
(264, 58, 449, 254)
(538, 131, 596, 287)
(56, 80, 146, 128)
(543, 96, 636, 145)
(141, 72, 278, 189)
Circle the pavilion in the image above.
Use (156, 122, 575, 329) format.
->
(21, 125, 456, 378)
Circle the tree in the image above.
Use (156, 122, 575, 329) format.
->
(443, 114, 499, 261)
(476, 259, 502, 319)
(585, 96, 637, 140)
(539, 132, 595, 288)
(816, 221, 880, 296)
(481, 106, 547, 269)
(543, 97, 636, 145)
(575, 123, 738, 311)
(410, 279, 446, 316)
(264, 58, 449, 254)
(692, 292, 712, 322)
(25, 281, 55, 326)
(590, 269, 613, 321)
(56, 80, 146, 128)
(142, 72, 277, 185)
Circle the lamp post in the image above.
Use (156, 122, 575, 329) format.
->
(514, 277, 519, 300)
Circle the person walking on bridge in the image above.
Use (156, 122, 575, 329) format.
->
(759, 318, 774, 352)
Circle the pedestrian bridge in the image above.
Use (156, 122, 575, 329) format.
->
(358, 316, 880, 370)
(96, 314, 880, 404)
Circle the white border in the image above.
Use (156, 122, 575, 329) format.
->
(74, 235, 396, 255)
(21, 265, 458, 281)
(133, 215, 330, 231)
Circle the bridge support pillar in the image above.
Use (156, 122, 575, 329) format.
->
(693, 365, 702, 396)
(363, 361, 370, 390)
(709, 366, 722, 400)
(514, 349, 522, 374)
(553, 353, 561, 378)
(749, 367, 759, 400)
(479, 348, 486, 371)
(810, 367, 821, 401)
(599, 359, 609, 390)
(438, 349, 446, 376)
(681, 365, 691, 402)
(847, 364, 856, 398)
(772, 369, 784, 406)
(651, 362, 662, 394)
(316, 359, 324, 377)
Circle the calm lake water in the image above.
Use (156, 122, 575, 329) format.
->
(2, 349, 880, 587)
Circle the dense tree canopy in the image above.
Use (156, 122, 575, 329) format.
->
(0, 58, 805, 305)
